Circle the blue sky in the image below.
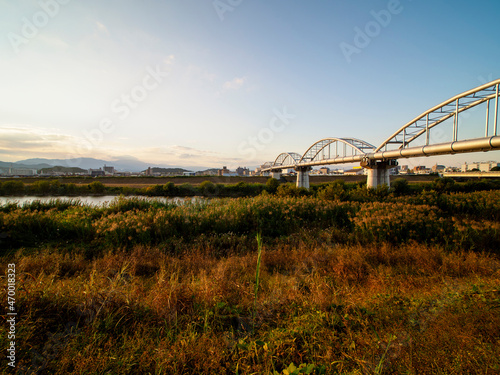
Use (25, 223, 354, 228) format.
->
(1, 0, 500, 170)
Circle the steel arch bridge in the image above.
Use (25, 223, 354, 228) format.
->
(260, 79, 500, 188)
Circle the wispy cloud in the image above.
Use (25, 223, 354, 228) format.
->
(0, 126, 78, 160)
(95, 21, 109, 35)
(223, 76, 246, 91)
(134, 145, 245, 168)
(164, 54, 175, 66)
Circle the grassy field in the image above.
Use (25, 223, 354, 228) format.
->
(1, 187, 499, 374)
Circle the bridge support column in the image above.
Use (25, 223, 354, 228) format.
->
(295, 166, 312, 189)
(361, 159, 398, 189)
(270, 170, 282, 180)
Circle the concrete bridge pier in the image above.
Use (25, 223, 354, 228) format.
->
(270, 169, 282, 180)
(295, 166, 312, 189)
(361, 159, 398, 189)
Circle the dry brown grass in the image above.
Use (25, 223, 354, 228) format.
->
(2, 241, 499, 374)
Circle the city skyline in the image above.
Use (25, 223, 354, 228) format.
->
(1, 0, 500, 169)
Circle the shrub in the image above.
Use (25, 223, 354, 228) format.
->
(199, 181, 219, 196)
(177, 183, 197, 196)
(317, 181, 348, 201)
(31, 180, 52, 194)
(391, 178, 410, 196)
(266, 178, 280, 194)
(432, 177, 457, 193)
(0, 180, 25, 195)
(88, 181, 106, 194)
(144, 184, 166, 196)
(276, 183, 309, 197)
(353, 202, 453, 245)
(163, 182, 176, 196)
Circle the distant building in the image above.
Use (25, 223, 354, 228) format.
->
(432, 164, 446, 173)
(235, 167, 250, 176)
(218, 166, 229, 176)
(89, 168, 105, 177)
(344, 168, 364, 176)
(398, 165, 409, 174)
(218, 166, 238, 177)
(413, 165, 428, 174)
(462, 161, 499, 172)
(319, 167, 330, 175)
(416, 168, 431, 175)
(7, 168, 37, 176)
(461, 162, 479, 172)
(103, 165, 115, 175)
(479, 161, 500, 172)
(195, 169, 218, 176)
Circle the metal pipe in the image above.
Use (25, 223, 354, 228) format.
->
(454, 99, 459, 141)
(374, 136, 500, 161)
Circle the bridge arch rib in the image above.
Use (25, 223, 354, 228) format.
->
(375, 78, 500, 152)
(261, 162, 274, 169)
(299, 137, 375, 163)
(272, 152, 302, 168)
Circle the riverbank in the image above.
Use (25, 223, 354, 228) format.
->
(0, 174, 491, 198)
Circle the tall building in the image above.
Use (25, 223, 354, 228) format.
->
(235, 167, 250, 176)
(218, 166, 238, 176)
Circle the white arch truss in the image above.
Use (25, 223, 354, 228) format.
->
(375, 78, 500, 152)
(299, 138, 375, 163)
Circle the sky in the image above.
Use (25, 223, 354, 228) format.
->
(1, 0, 500, 170)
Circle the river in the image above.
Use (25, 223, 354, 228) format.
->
(0, 196, 198, 207)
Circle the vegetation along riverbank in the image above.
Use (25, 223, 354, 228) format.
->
(0, 182, 499, 373)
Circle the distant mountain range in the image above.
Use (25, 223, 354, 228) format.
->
(0, 157, 206, 173)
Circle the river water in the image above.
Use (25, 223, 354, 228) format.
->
(0, 196, 196, 207)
